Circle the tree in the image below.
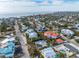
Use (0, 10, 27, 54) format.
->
(0, 22, 7, 32)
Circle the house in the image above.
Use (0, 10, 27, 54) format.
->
(61, 29, 74, 37)
(52, 38, 64, 46)
(1, 37, 15, 44)
(21, 25, 28, 32)
(25, 29, 34, 34)
(53, 44, 74, 58)
(55, 39, 64, 44)
(35, 40, 48, 49)
(29, 32, 38, 38)
(37, 23, 47, 32)
(64, 43, 79, 53)
(25, 29, 38, 38)
(38, 26, 47, 32)
(0, 41, 15, 58)
(76, 54, 79, 58)
(34, 19, 39, 22)
(0, 35, 15, 58)
(40, 47, 56, 58)
(44, 31, 59, 39)
(74, 24, 79, 29)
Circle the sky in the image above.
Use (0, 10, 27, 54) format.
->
(0, 0, 79, 16)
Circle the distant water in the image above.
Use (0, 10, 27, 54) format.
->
(0, 12, 51, 18)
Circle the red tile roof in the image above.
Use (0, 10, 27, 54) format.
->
(44, 31, 58, 37)
(56, 39, 64, 43)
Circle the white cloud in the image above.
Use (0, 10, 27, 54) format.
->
(0, 0, 79, 16)
(0, 1, 37, 14)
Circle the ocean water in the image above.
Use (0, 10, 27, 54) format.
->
(0, 12, 51, 18)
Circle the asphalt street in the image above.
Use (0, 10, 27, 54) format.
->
(14, 21, 30, 58)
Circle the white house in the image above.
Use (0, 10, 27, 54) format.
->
(25, 29, 34, 34)
(40, 47, 56, 58)
(74, 24, 79, 29)
(61, 29, 74, 37)
(29, 32, 38, 38)
(1, 37, 15, 44)
(26, 29, 38, 38)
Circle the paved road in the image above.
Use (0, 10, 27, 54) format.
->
(63, 36, 79, 47)
(70, 39, 79, 47)
(14, 21, 30, 58)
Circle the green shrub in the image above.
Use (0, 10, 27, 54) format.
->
(75, 40, 79, 43)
